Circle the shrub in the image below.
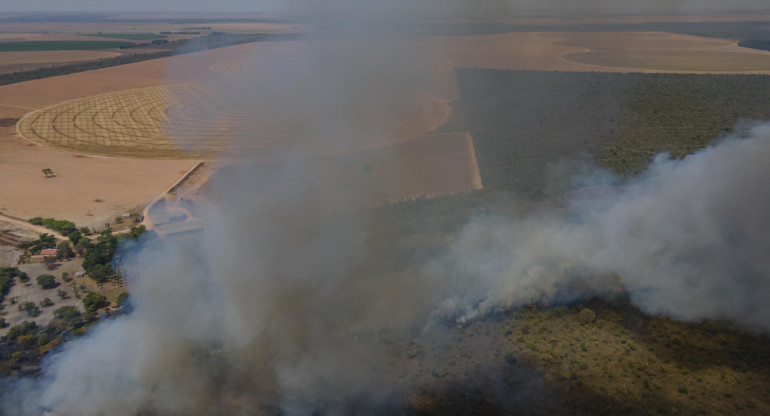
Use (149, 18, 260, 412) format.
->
(40, 297, 54, 307)
(83, 292, 108, 313)
(579, 308, 596, 324)
(36, 274, 56, 289)
(53, 305, 81, 322)
(6, 321, 37, 340)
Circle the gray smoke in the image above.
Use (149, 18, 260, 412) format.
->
(5, 1, 770, 414)
(431, 124, 770, 330)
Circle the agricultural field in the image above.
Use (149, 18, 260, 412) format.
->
(83, 33, 167, 40)
(0, 41, 134, 51)
(564, 50, 770, 72)
(15, 83, 451, 159)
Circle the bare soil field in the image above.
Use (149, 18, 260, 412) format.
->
(6, 27, 769, 228)
(423, 31, 770, 74)
(550, 31, 733, 50)
(564, 50, 770, 72)
(0, 33, 42, 41)
(0, 50, 121, 72)
(16, 83, 451, 159)
(0, 121, 195, 228)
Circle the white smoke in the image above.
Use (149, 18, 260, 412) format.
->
(431, 124, 770, 330)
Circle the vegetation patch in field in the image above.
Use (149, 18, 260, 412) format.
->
(0, 41, 135, 52)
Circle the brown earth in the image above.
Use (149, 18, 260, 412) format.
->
(423, 31, 770, 74)
(5, 28, 769, 230)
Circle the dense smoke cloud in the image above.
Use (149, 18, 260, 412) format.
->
(7, 118, 770, 414)
(431, 125, 770, 330)
(3, 0, 770, 14)
(4, 0, 770, 414)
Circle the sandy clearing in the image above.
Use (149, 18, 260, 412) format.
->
(0, 123, 195, 228)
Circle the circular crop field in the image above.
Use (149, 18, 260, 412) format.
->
(17, 82, 451, 159)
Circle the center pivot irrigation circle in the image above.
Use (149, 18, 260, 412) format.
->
(16, 82, 451, 159)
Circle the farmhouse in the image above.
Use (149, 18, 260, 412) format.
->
(30, 248, 58, 262)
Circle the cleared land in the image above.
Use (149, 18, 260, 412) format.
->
(6, 27, 770, 227)
(0, 41, 134, 52)
(423, 31, 770, 74)
(16, 83, 451, 159)
(0, 50, 121, 64)
(0, 51, 123, 75)
(83, 33, 166, 40)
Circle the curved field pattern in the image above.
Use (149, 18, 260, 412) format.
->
(17, 82, 451, 159)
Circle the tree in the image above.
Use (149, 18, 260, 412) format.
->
(40, 297, 54, 307)
(88, 264, 113, 284)
(20, 301, 40, 317)
(44, 255, 57, 270)
(53, 305, 81, 323)
(6, 321, 36, 340)
(36, 274, 56, 289)
(83, 292, 108, 313)
(56, 241, 74, 260)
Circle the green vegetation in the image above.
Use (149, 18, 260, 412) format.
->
(82, 292, 108, 313)
(29, 217, 77, 235)
(0, 41, 134, 52)
(388, 297, 770, 415)
(6, 321, 37, 341)
(81, 230, 118, 283)
(40, 298, 54, 307)
(17, 233, 56, 254)
(36, 274, 56, 289)
(19, 301, 41, 317)
(457, 70, 770, 194)
(56, 241, 75, 260)
(53, 306, 81, 323)
(0, 267, 22, 302)
(84, 33, 167, 40)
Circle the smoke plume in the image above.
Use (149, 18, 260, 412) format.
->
(4, 1, 770, 414)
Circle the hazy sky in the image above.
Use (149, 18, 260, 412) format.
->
(2, 0, 769, 15)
